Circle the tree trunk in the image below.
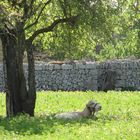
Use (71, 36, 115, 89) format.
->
(25, 42, 36, 116)
(1, 29, 36, 117)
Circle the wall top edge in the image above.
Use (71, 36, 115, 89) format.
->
(0, 59, 140, 66)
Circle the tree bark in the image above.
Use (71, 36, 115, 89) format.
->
(1, 29, 36, 117)
(23, 42, 36, 116)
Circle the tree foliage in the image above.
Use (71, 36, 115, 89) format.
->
(32, 0, 140, 60)
(1, 0, 139, 61)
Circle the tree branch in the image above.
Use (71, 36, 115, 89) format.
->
(24, 0, 51, 30)
(27, 15, 79, 43)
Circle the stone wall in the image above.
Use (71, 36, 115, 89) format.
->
(0, 59, 140, 91)
(0, 39, 3, 63)
(97, 60, 140, 91)
(33, 62, 98, 91)
(0, 64, 4, 91)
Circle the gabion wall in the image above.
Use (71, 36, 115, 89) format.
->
(0, 64, 4, 91)
(0, 59, 140, 91)
(97, 60, 140, 91)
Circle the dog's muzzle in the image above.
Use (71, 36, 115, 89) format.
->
(92, 103, 102, 112)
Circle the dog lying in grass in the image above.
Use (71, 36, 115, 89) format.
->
(55, 100, 102, 119)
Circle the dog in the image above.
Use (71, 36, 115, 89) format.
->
(55, 100, 102, 119)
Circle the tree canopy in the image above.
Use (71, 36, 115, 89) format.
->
(32, 0, 140, 60)
(1, 0, 139, 60)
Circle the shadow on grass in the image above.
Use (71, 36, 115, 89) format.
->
(0, 114, 98, 136)
(0, 113, 135, 136)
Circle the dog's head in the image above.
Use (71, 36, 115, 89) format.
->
(86, 100, 102, 112)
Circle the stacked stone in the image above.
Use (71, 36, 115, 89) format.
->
(98, 59, 140, 90)
(0, 64, 4, 91)
(120, 60, 140, 90)
(0, 59, 140, 91)
(35, 62, 98, 91)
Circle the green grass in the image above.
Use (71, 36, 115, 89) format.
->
(0, 91, 140, 140)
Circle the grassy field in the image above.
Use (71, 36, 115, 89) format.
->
(0, 91, 140, 140)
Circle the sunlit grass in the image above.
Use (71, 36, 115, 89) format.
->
(0, 92, 5, 116)
(0, 91, 140, 140)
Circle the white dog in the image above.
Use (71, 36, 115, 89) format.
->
(55, 100, 102, 119)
